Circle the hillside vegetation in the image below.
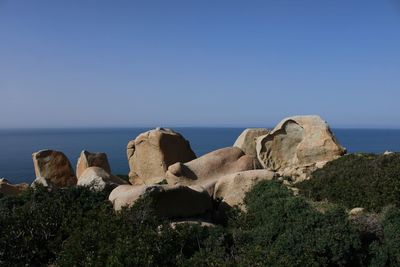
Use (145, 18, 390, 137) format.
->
(2, 176, 400, 266)
(298, 153, 400, 211)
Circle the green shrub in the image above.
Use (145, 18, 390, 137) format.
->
(0, 185, 229, 266)
(369, 206, 400, 266)
(231, 181, 362, 266)
(0, 186, 111, 266)
(297, 153, 400, 211)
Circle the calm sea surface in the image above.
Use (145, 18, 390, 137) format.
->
(1, 128, 400, 184)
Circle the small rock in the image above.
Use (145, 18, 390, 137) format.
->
(349, 207, 365, 216)
(77, 167, 127, 192)
(170, 221, 216, 229)
(76, 150, 111, 178)
(0, 178, 29, 196)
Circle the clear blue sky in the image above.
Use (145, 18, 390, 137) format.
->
(1, 0, 399, 128)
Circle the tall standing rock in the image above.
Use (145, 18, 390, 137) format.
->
(76, 150, 111, 178)
(32, 150, 77, 188)
(127, 128, 196, 185)
(234, 128, 270, 158)
(256, 115, 346, 182)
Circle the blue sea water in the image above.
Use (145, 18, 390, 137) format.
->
(1, 128, 400, 184)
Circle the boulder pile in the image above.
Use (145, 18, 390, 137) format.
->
(13, 115, 345, 223)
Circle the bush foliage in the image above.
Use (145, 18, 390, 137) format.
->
(1, 179, 400, 266)
(297, 153, 400, 211)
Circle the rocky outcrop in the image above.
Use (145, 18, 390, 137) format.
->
(76, 150, 111, 178)
(77, 167, 127, 192)
(0, 178, 29, 196)
(109, 184, 213, 218)
(256, 115, 346, 182)
(234, 128, 270, 158)
(213, 170, 276, 209)
(166, 147, 258, 186)
(32, 150, 77, 188)
(127, 128, 196, 185)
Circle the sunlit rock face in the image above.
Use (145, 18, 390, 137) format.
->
(127, 128, 196, 185)
(234, 128, 270, 158)
(76, 150, 111, 179)
(32, 149, 77, 188)
(165, 147, 258, 186)
(256, 115, 346, 182)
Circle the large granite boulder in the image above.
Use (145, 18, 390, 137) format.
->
(77, 167, 127, 192)
(213, 170, 276, 210)
(32, 150, 77, 188)
(127, 128, 196, 185)
(234, 128, 270, 158)
(0, 178, 29, 196)
(166, 147, 258, 186)
(109, 184, 213, 218)
(256, 115, 346, 182)
(76, 150, 111, 178)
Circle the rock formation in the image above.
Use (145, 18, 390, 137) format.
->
(76, 150, 111, 178)
(234, 128, 270, 158)
(77, 167, 127, 192)
(32, 150, 77, 188)
(109, 184, 212, 218)
(0, 178, 29, 196)
(256, 115, 346, 182)
(213, 169, 276, 209)
(127, 128, 196, 185)
(166, 147, 258, 186)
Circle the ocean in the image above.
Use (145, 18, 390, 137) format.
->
(1, 128, 400, 184)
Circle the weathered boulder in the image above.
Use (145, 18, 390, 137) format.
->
(234, 128, 270, 158)
(109, 184, 213, 218)
(0, 178, 29, 196)
(166, 147, 258, 186)
(32, 150, 77, 188)
(77, 167, 127, 192)
(127, 128, 196, 185)
(256, 115, 346, 182)
(213, 170, 276, 209)
(76, 150, 111, 178)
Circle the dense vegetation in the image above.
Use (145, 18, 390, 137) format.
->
(1, 176, 400, 266)
(297, 153, 400, 211)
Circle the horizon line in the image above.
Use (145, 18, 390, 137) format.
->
(1, 126, 400, 130)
